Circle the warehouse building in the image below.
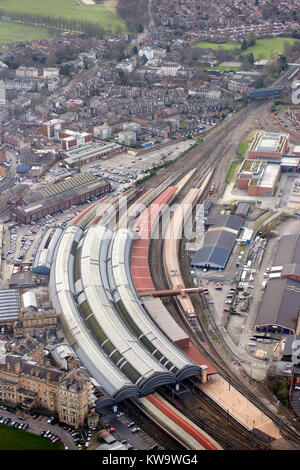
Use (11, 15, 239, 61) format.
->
(255, 234, 300, 335)
(63, 142, 121, 168)
(0, 289, 21, 325)
(13, 173, 111, 223)
(191, 214, 244, 270)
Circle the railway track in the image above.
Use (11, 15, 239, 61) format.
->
(149, 234, 271, 449)
(159, 387, 267, 451)
(187, 291, 300, 446)
(148, 164, 300, 450)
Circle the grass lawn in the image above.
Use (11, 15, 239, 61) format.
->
(226, 159, 243, 184)
(193, 37, 298, 60)
(0, 424, 63, 450)
(0, 0, 125, 31)
(193, 41, 239, 51)
(241, 37, 297, 60)
(0, 20, 53, 44)
(203, 65, 241, 72)
(254, 212, 273, 231)
(237, 141, 248, 156)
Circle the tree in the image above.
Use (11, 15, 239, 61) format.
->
(59, 63, 75, 77)
(247, 32, 256, 48)
(279, 55, 288, 71)
(241, 39, 248, 51)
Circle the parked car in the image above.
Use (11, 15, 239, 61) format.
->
(132, 427, 140, 433)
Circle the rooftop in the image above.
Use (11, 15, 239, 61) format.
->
(258, 163, 280, 188)
(250, 132, 288, 154)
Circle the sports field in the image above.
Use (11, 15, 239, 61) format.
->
(0, 0, 125, 31)
(193, 37, 298, 60)
(0, 20, 53, 44)
(0, 424, 63, 450)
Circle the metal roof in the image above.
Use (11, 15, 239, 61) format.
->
(33, 227, 63, 273)
(0, 289, 20, 321)
(255, 234, 300, 331)
(18, 176, 110, 216)
(191, 229, 237, 269)
(49, 226, 138, 402)
(78, 225, 174, 389)
(255, 278, 300, 332)
(236, 202, 250, 217)
(205, 214, 244, 232)
(111, 228, 201, 382)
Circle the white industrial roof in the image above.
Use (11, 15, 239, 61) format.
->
(22, 291, 37, 309)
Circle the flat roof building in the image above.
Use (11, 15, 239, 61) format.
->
(255, 234, 300, 335)
(237, 160, 280, 196)
(0, 289, 21, 324)
(248, 132, 289, 159)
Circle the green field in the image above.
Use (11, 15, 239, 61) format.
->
(0, 20, 54, 44)
(0, 0, 125, 31)
(241, 37, 297, 60)
(193, 37, 298, 60)
(226, 159, 243, 184)
(204, 65, 241, 72)
(193, 41, 239, 51)
(237, 141, 248, 156)
(0, 424, 63, 450)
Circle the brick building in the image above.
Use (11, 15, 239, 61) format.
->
(237, 160, 280, 197)
(13, 308, 57, 338)
(13, 174, 111, 223)
(0, 146, 6, 163)
(248, 132, 289, 159)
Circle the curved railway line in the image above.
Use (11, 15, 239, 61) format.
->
(51, 69, 300, 448)
(145, 102, 300, 448)
(148, 169, 300, 449)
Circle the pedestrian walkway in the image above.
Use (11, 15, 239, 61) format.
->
(201, 375, 281, 439)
